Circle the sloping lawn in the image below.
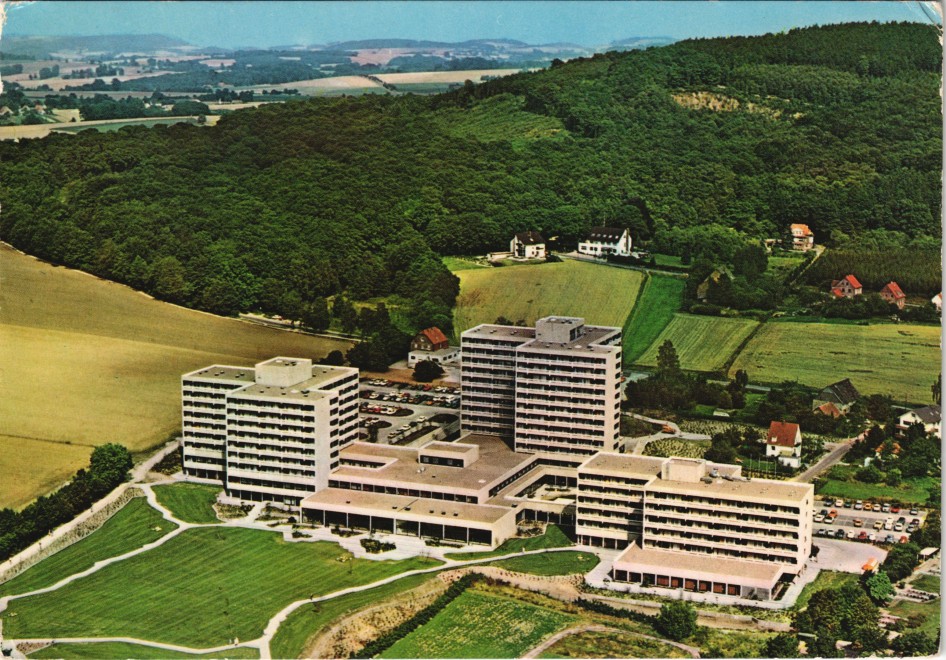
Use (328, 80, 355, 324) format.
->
(489, 551, 599, 576)
(445, 525, 572, 561)
(153, 482, 223, 524)
(29, 642, 259, 659)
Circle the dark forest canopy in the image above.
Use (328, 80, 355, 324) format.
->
(0, 22, 940, 326)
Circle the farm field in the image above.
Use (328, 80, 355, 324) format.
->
(2, 526, 441, 647)
(153, 483, 223, 524)
(379, 588, 575, 659)
(0, 244, 352, 509)
(539, 628, 690, 659)
(729, 320, 941, 403)
(375, 69, 523, 85)
(453, 260, 644, 340)
(623, 274, 685, 363)
(0, 497, 176, 598)
(489, 550, 599, 576)
(29, 642, 259, 659)
(636, 314, 759, 372)
(0, 116, 216, 141)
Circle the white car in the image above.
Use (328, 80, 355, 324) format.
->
(814, 514, 825, 523)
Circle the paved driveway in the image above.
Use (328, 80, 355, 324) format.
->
(813, 538, 888, 572)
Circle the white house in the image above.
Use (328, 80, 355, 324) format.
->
(510, 231, 546, 260)
(897, 405, 941, 439)
(764, 421, 802, 469)
(932, 293, 942, 312)
(578, 226, 632, 258)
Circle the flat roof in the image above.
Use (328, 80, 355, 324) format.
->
(462, 324, 536, 341)
(332, 434, 536, 494)
(613, 543, 783, 583)
(578, 453, 665, 478)
(648, 476, 812, 503)
(183, 364, 255, 384)
(231, 366, 355, 402)
(523, 325, 620, 354)
(421, 442, 477, 455)
(300, 488, 515, 525)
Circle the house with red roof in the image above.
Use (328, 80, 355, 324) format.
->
(764, 421, 802, 468)
(787, 223, 815, 251)
(879, 281, 906, 309)
(830, 274, 862, 299)
(408, 327, 459, 367)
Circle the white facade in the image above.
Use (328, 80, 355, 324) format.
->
(897, 405, 941, 439)
(407, 346, 460, 367)
(461, 317, 622, 457)
(182, 357, 359, 504)
(578, 227, 632, 258)
(510, 233, 546, 259)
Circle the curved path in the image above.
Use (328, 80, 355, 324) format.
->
(13, 636, 259, 656)
(522, 624, 701, 659)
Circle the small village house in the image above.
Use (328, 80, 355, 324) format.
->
(879, 281, 906, 309)
(764, 421, 803, 468)
(786, 223, 815, 251)
(509, 231, 546, 260)
(932, 292, 942, 312)
(830, 274, 862, 298)
(578, 226, 632, 258)
(408, 327, 459, 367)
(897, 404, 941, 439)
(812, 378, 861, 415)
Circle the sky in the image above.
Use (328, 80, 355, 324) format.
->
(1, 1, 939, 49)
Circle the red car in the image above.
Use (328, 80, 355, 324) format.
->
(891, 505, 901, 514)
(858, 531, 868, 541)
(899, 535, 909, 544)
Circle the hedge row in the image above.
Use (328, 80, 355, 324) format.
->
(574, 597, 656, 626)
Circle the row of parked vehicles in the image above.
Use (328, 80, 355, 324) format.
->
(821, 497, 920, 516)
(362, 378, 460, 395)
(361, 388, 460, 409)
(815, 527, 910, 544)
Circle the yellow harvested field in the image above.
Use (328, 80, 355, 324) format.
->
(375, 69, 523, 84)
(0, 244, 352, 508)
(0, 116, 219, 141)
(14, 71, 179, 92)
(730, 321, 942, 403)
(453, 260, 643, 337)
(240, 76, 383, 94)
(0, 435, 93, 510)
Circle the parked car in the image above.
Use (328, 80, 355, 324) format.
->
(819, 509, 829, 517)
(868, 533, 877, 542)
(910, 508, 919, 516)
(853, 518, 864, 527)
(829, 510, 838, 518)
(873, 520, 884, 530)
(911, 518, 921, 526)
(858, 531, 868, 541)
(894, 523, 905, 532)
(854, 500, 864, 510)
(863, 502, 873, 512)
(884, 521, 893, 530)
(824, 516, 834, 525)
(881, 503, 891, 512)
(844, 501, 853, 508)
(891, 505, 901, 513)
(823, 498, 835, 507)
(885, 534, 896, 544)
(897, 516, 907, 524)
(816, 528, 826, 537)
(834, 499, 844, 508)
(847, 530, 856, 539)
(900, 535, 909, 543)
(836, 529, 846, 539)
(814, 514, 825, 523)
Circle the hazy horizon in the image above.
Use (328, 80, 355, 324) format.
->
(2, 1, 937, 50)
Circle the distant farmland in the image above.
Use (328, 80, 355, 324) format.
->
(636, 314, 759, 372)
(452, 260, 644, 340)
(729, 320, 941, 403)
(0, 244, 351, 508)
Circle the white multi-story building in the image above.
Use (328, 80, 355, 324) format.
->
(182, 357, 359, 504)
(461, 317, 622, 457)
(578, 227, 633, 258)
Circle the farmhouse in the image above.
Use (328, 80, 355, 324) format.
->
(932, 292, 942, 311)
(830, 274, 862, 298)
(897, 404, 941, 439)
(812, 378, 861, 415)
(786, 223, 815, 251)
(577, 226, 632, 258)
(879, 281, 906, 309)
(407, 326, 459, 367)
(509, 231, 546, 260)
(763, 421, 802, 469)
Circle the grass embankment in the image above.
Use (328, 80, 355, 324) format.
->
(153, 483, 223, 524)
(0, 498, 176, 598)
(445, 525, 572, 561)
(453, 260, 643, 340)
(539, 628, 690, 659)
(887, 598, 941, 637)
(489, 551, 600, 576)
(637, 314, 758, 372)
(730, 320, 941, 403)
(2, 527, 441, 647)
(379, 589, 575, 658)
(442, 256, 488, 272)
(910, 574, 940, 593)
(816, 465, 937, 505)
(29, 642, 259, 659)
(0, 243, 352, 509)
(623, 274, 685, 364)
(793, 570, 860, 610)
(270, 573, 436, 659)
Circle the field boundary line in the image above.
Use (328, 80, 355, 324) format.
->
(621, 271, 651, 364)
(719, 313, 771, 376)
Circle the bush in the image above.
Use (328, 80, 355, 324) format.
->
(413, 359, 445, 383)
(360, 538, 396, 553)
(654, 601, 698, 641)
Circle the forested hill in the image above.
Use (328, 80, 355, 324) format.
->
(0, 22, 940, 330)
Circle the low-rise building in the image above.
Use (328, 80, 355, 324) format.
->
(897, 405, 941, 439)
(932, 293, 942, 312)
(812, 378, 861, 415)
(510, 231, 546, 259)
(831, 274, 862, 298)
(786, 223, 815, 251)
(880, 281, 906, 309)
(578, 226, 632, 258)
(408, 327, 459, 367)
(764, 421, 802, 469)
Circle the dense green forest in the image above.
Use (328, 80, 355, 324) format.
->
(0, 22, 940, 334)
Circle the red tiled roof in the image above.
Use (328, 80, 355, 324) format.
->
(843, 274, 862, 289)
(767, 421, 800, 447)
(816, 402, 843, 419)
(831, 287, 845, 298)
(420, 327, 448, 345)
(881, 282, 905, 299)
(790, 223, 813, 236)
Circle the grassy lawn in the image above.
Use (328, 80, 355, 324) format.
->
(816, 466, 937, 505)
(729, 320, 941, 403)
(793, 570, 860, 610)
(2, 527, 441, 648)
(442, 256, 488, 272)
(651, 253, 689, 270)
(696, 628, 774, 658)
(0, 497, 176, 598)
(445, 525, 572, 561)
(153, 482, 223, 524)
(910, 574, 941, 593)
(643, 438, 710, 459)
(622, 274, 685, 364)
(0, 244, 352, 509)
(379, 588, 575, 658)
(453, 260, 643, 340)
(637, 314, 758, 372)
(29, 642, 259, 659)
(489, 551, 599, 576)
(887, 598, 941, 637)
(539, 628, 689, 659)
(270, 573, 436, 659)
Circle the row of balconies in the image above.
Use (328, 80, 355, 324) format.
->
(643, 539, 796, 566)
(646, 515, 799, 542)
(645, 503, 800, 531)
(647, 492, 802, 517)
(647, 527, 799, 554)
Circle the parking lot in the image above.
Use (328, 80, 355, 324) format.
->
(812, 537, 889, 573)
(812, 497, 928, 547)
(359, 378, 461, 446)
